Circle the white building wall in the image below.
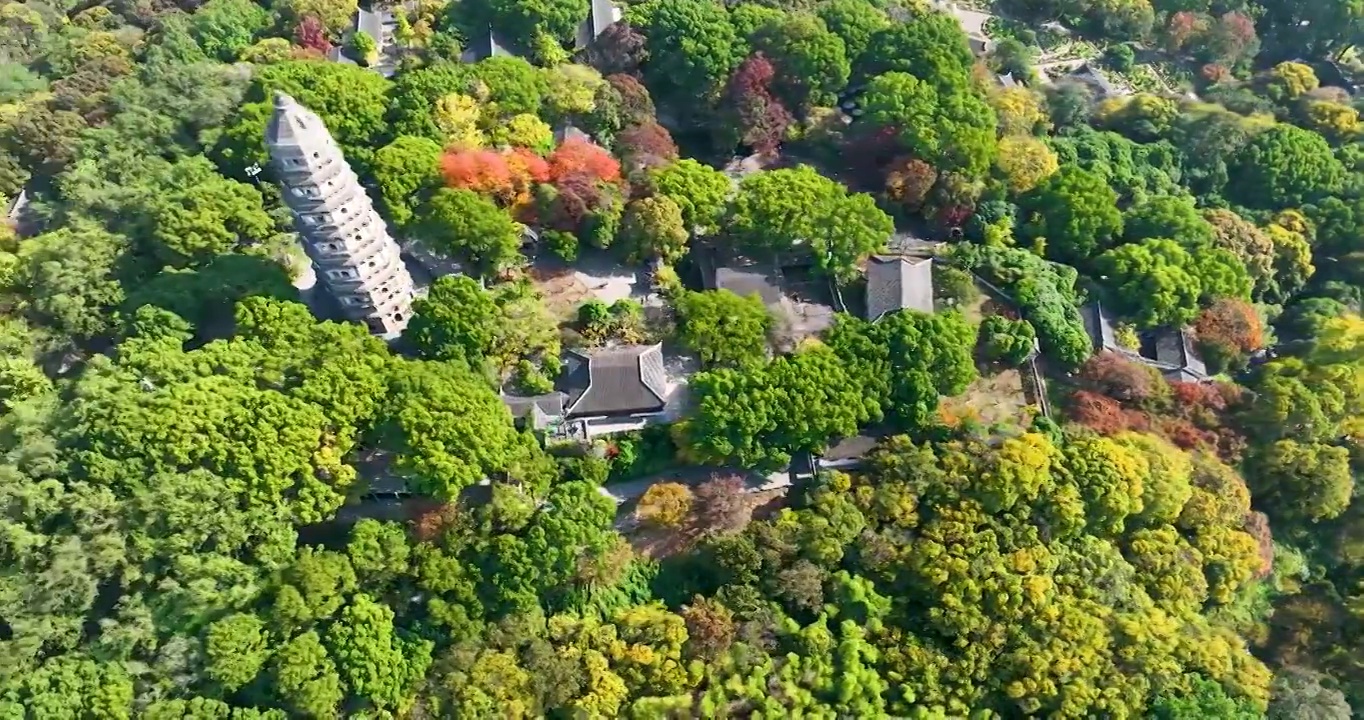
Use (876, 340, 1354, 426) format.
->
(265, 93, 416, 338)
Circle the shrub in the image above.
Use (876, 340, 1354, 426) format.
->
(933, 265, 981, 309)
(543, 229, 579, 261)
(636, 482, 694, 527)
(979, 315, 1036, 365)
(349, 31, 378, 67)
(1106, 44, 1135, 73)
(949, 245, 1091, 368)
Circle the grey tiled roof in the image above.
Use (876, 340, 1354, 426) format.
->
(712, 267, 782, 306)
(1155, 328, 1207, 379)
(356, 8, 384, 44)
(326, 46, 354, 64)
(1080, 302, 1120, 353)
(555, 123, 591, 145)
(502, 393, 567, 429)
(823, 434, 877, 461)
(1074, 63, 1118, 96)
(462, 26, 518, 62)
(561, 344, 667, 418)
(866, 255, 933, 321)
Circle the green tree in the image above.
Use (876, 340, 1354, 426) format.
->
(1019, 165, 1124, 265)
(676, 289, 773, 368)
(349, 28, 379, 66)
(151, 174, 274, 267)
(376, 359, 523, 499)
(1, 103, 88, 179)
(347, 519, 411, 585)
(950, 243, 1091, 367)
(752, 13, 851, 109)
(326, 594, 433, 711)
(980, 315, 1037, 365)
(15, 220, 130, 342)
(856, 9, 974, 85)
(861, 70, 997, 179)
(644, 0, 741, 101)
(1095, 238, 1202, 328)
(1150, 675, 1262, 719)
(204, 612, 271, 692)
(190, 0, 272, 61)
(0, 355, 51, 411)
(477, 0, 590, 47)
(123, 254, 296, 339)
(272, 631, 344, 718)
(1248, 440, 1353, 523)
(619, 196, 689, 263)
(816, 0, 889, 63)
(274, 549, 358, 632)
(1230, 124, 1345, 209)
(650, 158, 731, 235)
(1123, 195, 1214, 245)
(0, 656, 135, 720)
(727, 166, 890, 281)
(826, 311, 978, 430)
(682, 345, 876, 468)
(370, 136, 443, 230)
(404, 275, 500, 364)
(419, 188, 523, 275)
(1205, 209, 1275, 298)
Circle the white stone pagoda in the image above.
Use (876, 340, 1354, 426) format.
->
(264, 92, 415, 338)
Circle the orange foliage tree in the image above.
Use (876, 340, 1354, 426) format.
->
(1195, 298, 1264, 372)
(884, 156, 937, 212)
(504, 147, 550, 214)
(442, 147, 552, 211)
(1069, 390, 1149, 435)
(548, 137, 622, 185)
(441, 149, 514, 201)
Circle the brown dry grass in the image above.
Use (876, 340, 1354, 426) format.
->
(623, 487, 788, 560)
(939, 365, 1035, 428)
(527, 265, 591, 321)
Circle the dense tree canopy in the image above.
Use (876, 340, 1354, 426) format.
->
(726, 165, 891, 281)
(418, 188, 524, 275)
(1230, 124, 1345, 209)
(1019, 166, 1124, 264)
(861, 70, 998, 178)
(676, 289, 773, 369)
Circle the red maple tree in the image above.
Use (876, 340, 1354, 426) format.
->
(617, 121, 679, 170)
(1069, 391, 1149, 435)
(549, 137, 622, 184)
(606, 74, 656, 127)
(723, 53, 793, 156)
(294, 15, 331, 53)
(441, 149, 515, 200)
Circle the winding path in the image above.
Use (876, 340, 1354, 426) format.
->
(596, 466, 794, 505)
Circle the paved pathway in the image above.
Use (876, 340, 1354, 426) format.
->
(596, 466, 792, 505)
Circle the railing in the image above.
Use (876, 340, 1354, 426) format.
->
(1023, 355, 1052, 419)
